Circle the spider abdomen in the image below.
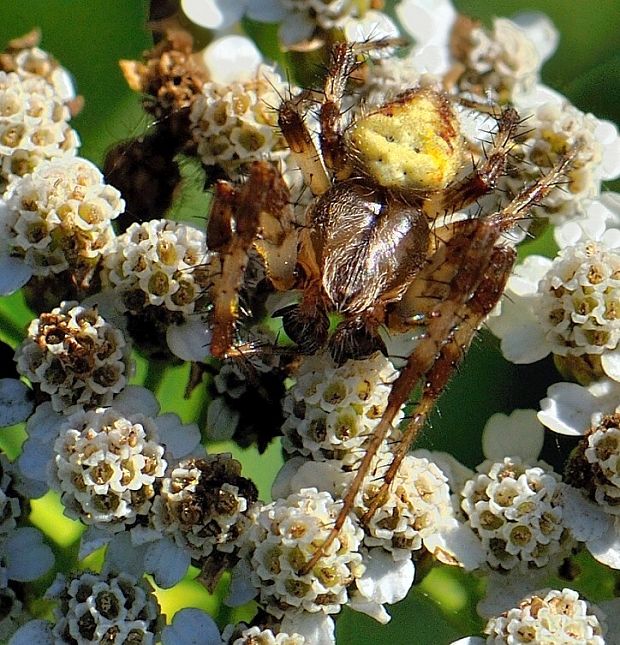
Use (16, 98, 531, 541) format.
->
(308, 181, 429, 315)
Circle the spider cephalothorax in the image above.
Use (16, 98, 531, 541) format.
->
(205, 40, 576, 571)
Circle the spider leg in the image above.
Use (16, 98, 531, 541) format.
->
(207, 161, 294, 358)
(278, 94, 331, 196)
(319, 40, 400, 180)
(300, 148, 576, 574)
(426, 105, 521, 217)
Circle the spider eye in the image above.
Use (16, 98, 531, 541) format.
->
(348, 88, 464, 191)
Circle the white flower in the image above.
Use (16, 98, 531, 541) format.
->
(484, 588, 606, 644)
(151, 453, 259, 562)
(441, 411, 581, 615)
(17, 386, 198, 497)
(0, 71, 79, 192)
(396, 0, 457, 76)
(281, 351, 403, 465)
(14, 301, 131, 415)
(0, 157, 120, 294)
(190, 64, 291, 178)
(245, 488, 364, 618)
(502, 98, 620, 224)
(101, 219, 212, 360)
(0, 378, 33, 427)
(46, 571, 161, 644)
(538, 378, 620, 570)
(50, 407, 168, 531)
(487, 207, 620, 383)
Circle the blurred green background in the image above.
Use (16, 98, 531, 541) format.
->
(0, 1, 618, 643)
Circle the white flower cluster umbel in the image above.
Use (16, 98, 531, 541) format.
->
(1, 1, 620, 644)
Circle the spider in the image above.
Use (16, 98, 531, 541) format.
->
(205, 41, 576, 573)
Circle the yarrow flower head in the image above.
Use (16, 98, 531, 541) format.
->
(14, 301, 131, 414)
(358, 452, 458, 561)
(281, 351, 403, 465)
(460, 456, 572, 574)
(246, 487, 364, 619)
(151, 453, 259, 587)
(50, 406, 168, 531)
(501, 99, 620, 225)
(0, 157, 122, 299)
(0, 71, 78, 192)
(190, 65, 292, 180)
(449, 14, 556, 103)
(101, 218, 212, 360)
(44, 570, 162, 644)
(487, 205, 620, 384)
(484, 588, 607, 644)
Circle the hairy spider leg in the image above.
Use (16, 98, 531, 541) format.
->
(300, 149, 576, 574)
(207, 161, 294, 358)
(430, 106, 522, 217)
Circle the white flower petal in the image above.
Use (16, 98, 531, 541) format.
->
(9, 620, 54, 645)
(206, 396, 239, 441)
(0, 255, 32, 295)
(424, 520, 486, 570)
(156, 413, 201, 458)
(246, 0, 287, 22)
(161, 608, 222, 645)
(225, 558, 258, 607)
(511, 11, 559, 63)
(278, 14, 316, 49)
(79, 526, 112, 560)
(492, 298, 549, 364)
(597, 120, 620, 180)
(557, 485, 611, 542)
(0, 379, 33, 427)
(450, 639, 486, 645)
(167, 318, 211, 362)
(25, 402, 63, 442)
(280, 612, 335, 645)
(202, 36, 262, 84)
(482, 410, 544, 462)
(112, 385, 160, 417)
(181, 0, 245, 30)
(103, 532, 145, 578)
(144, 537, 191, 588)
(601, 351, 620, 382)
(538, 381, 599, 436)
(281, 459, 346, 499)
(5, 527, 54, 582)
(587, 517, 620, 569)
(344, 11, 400, 44)
(358, 549, 414, 605)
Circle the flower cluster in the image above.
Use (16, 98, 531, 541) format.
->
(281, 351, 403, 464)
(190, 65, 291, 178)
(14, 300, 130, 413)
(101, 218, 211, 359)
(0, 70, 78, 190)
